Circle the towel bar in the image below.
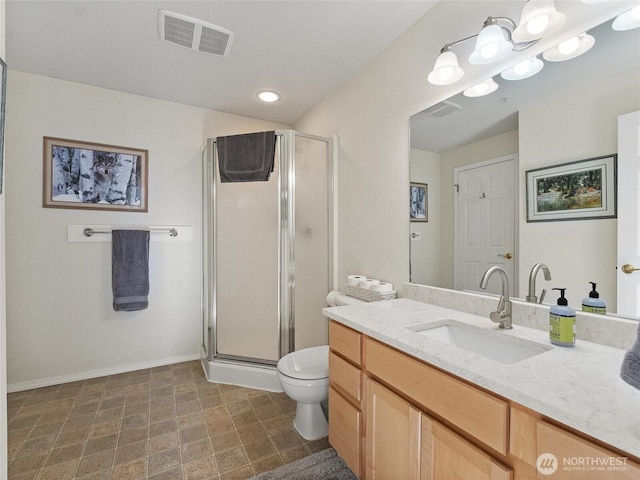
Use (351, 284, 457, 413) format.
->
(83, 227, 178, 238)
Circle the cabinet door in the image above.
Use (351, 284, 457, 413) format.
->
(422, 415, 512, 480)
(329, 386, 362, 477)
(365, 378, 421, 480)
(536, 421, 640, 480)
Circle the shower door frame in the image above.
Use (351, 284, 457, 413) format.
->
(202, 129, 335, 367)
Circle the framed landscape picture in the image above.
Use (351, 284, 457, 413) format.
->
(526, 155, 616, 222)
(43, 137, 148, 212)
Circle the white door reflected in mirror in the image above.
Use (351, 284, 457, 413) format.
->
(617, 110, 640, 318)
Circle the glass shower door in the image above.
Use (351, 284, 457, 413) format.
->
(214, 143, 281, 364)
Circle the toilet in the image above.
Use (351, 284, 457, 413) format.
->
(277, 345, 329, 440)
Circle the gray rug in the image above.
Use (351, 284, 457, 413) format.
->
(250, 448, 358, 479)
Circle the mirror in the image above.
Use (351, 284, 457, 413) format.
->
(409, 16, 640, 316)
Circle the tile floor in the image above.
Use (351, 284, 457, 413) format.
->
(6, 361, 330, 480)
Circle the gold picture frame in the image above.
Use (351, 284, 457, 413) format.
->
(43, 137, 148, 212)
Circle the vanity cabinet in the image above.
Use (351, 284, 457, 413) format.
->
(328, 321, 363, 477)
(327, 320, 640, 480)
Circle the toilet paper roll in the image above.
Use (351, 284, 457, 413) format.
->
(371, 282, 394, 293)
(326, 291, 341, 307)
(326, 290, 366, 306)
(357, 279, 378, 289)
(335, 293, 366, 306)
(347, 275, 367, 286)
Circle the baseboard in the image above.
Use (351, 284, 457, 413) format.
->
(7, 353, 201, 393)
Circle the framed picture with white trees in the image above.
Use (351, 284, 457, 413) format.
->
(43, 137, 148, 212)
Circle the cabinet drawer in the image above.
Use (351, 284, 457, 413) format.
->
(364, 337, 509, 456)
(329, 351, 362, 405)
(329, 386, 362, 477)
(329, 321, 362, 366)
(536, 421, 640, 479)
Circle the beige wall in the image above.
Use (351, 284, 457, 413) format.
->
(5, 72, 287, 389)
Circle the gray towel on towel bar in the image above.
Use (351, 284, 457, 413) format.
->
(621, 321, 640, 390)
(217, 131, 276, 182)
(112, 230, 150, 312)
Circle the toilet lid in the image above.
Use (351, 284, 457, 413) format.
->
(277, 345, 329, 380)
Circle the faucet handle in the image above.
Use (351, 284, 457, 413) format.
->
(539, 289, 547, 304)
(496, 295, 505, 312)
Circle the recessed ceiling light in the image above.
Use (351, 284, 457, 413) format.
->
(257, 90, 281, 103)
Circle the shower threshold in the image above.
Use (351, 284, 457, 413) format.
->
(200, 348, 283, 392)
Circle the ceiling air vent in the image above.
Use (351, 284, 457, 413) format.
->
(158, 10, 234, 57)
(423, 100, 462, 118)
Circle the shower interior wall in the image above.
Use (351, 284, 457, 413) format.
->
(202, 130, 333, 383)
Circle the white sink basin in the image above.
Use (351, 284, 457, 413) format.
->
(407, 320, 552, 364)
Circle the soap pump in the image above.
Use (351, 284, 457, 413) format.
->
(582, 282, 606, 315)
(549, 288, 576, 347)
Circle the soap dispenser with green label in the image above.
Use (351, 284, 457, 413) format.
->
(582, 282, 607, 314)
(549, 288, 576, 347)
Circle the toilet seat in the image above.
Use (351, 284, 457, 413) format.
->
(276, 345, 329, 380)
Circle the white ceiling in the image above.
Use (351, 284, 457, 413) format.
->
(5, 0, 437, 125)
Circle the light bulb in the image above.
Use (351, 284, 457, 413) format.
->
(513, 59, 532, 75)
(464, 78, 498, 97)
(481, 43, 499, 60)
(613, 5, 640, 31)
(257, 91, 280, 103)
(501, 56, 543, 80)
(558, 36, 579, 55)
(527, 14, 550, 35)
(437, 67, 454, 82)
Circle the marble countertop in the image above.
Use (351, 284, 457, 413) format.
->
(323, 298, 640, 459)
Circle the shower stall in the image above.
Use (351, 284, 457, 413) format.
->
(201, 130, 335, 391)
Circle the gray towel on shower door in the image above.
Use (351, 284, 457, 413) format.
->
(621, 321, 640, 390)
(112, 229, 150, 312)
(216, 131, 276, 182)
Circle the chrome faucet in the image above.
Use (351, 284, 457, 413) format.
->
(479, 266, 513, 329)
(526, 263, 551, 304)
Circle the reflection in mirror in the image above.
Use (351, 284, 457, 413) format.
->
(409, 18, 640, 317)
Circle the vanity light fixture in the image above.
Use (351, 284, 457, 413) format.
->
(543, 32, 595, 61)
(257, 90, 281, 103)
(501, 56, 544, 80)
(427, 3, 559, 86)
(612, 6, 640, 31)
(463, 77, 499, 97)
(512, 0, 566, 42)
